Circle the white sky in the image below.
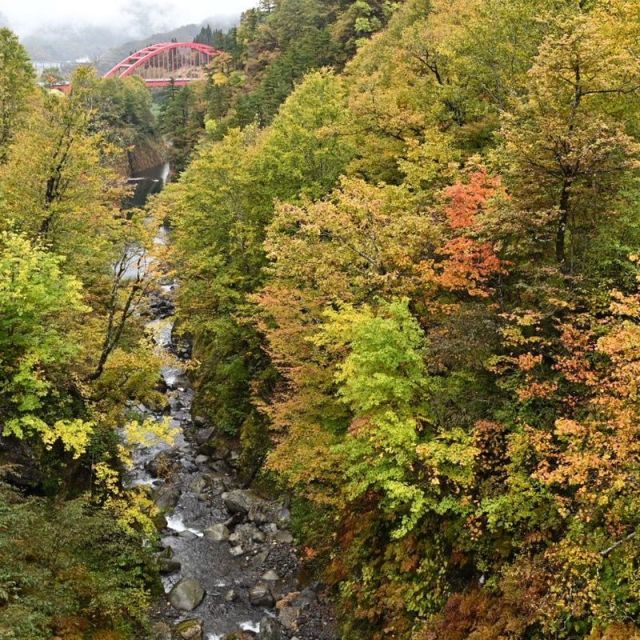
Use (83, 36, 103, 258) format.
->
(0, 0, 255, 36)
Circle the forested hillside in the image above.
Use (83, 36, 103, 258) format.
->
(0, 29, 167, 638)
(160, 0, 640, 638)
(159, 0, 395, 169)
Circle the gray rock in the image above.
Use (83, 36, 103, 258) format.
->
(278, 605, 301, 631)
(273, 530, 293, 545)
(276, 590, 316, 630)
(174, 410, 190, 422)
(249, 582, 275, 607)
(221, 475, 238, 489)
(195, 454, 209, 464)
(229, 545, 244, 556)
(230, 523, 265, 546)
(170, 395, 184, 410)
(204, 523, 230, 542)
(258, 617, 282, 640)
(193, 417, 210, 430)
(169, 578, 205, 611)
(223, 489, 263, 516)
(189, 475, 209, 494)
(254, 549, 269, 565)
(224, 588, 238, 602)
(275, 507, 291, 527)
(299, 587, 318, 604)
(210, 478, 226, 496)
(182, 460, 198, 473)
(175, 618, 204, 640)
(153, 485, 181, 512)
(262, 570, 279, 582)
(248, 504, 271, 524)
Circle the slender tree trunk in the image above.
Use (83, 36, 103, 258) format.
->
(556, 178, 571, 268)
(89, 281, 141, 381)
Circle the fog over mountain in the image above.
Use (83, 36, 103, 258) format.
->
(21, 16, 239, 67)
(97, 16, 239, 72)
(0, 0, 253, 64)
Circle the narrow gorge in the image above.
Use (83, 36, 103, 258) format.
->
(3, 2, 640, 638)
(131, 167, 336, 640)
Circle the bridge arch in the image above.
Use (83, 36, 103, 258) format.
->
(104, 42, 219, 86)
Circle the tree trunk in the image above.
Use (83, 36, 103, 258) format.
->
(556, 178, 571, 268)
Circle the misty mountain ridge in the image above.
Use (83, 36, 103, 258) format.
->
(23, 15, 239, 67)
(98, 16, 238, 72)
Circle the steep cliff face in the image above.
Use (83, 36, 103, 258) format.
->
(127, 136, 168, 175)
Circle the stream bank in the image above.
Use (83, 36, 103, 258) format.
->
(129, 167, 338, 640)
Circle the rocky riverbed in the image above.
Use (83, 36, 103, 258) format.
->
(134, 232, 338, 640)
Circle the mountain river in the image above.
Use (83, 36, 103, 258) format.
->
(125, 163, 338, 640)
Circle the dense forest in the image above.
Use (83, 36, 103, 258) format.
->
(2, 0, 640, 638)
(0, 26, 166, 639)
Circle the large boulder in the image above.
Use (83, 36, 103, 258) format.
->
(153, 484, 181, 512)
(204, 523, 230, 542)
(169, 578, 205, 611)
(222, 489, 262, 516)
(175, 618, 204, 640)
(222, 489, 275, 524)
(189, 474, 209, 494)
(275, 590, 316, 631)
(194, 424, 214, 443)
(273, 530, 293, 545)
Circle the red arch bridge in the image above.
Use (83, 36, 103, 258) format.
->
(53, 42, 219, 92)
(104, 42, 219, 87)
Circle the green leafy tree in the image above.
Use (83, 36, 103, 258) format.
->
(166, 69, 353, 444)
(0, 29, 35, 162)
(0, 232, 90, 455)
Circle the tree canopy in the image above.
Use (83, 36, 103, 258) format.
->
(160, 1, 640, 637)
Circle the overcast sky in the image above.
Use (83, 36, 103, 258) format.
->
(0, 0, 255, 36)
